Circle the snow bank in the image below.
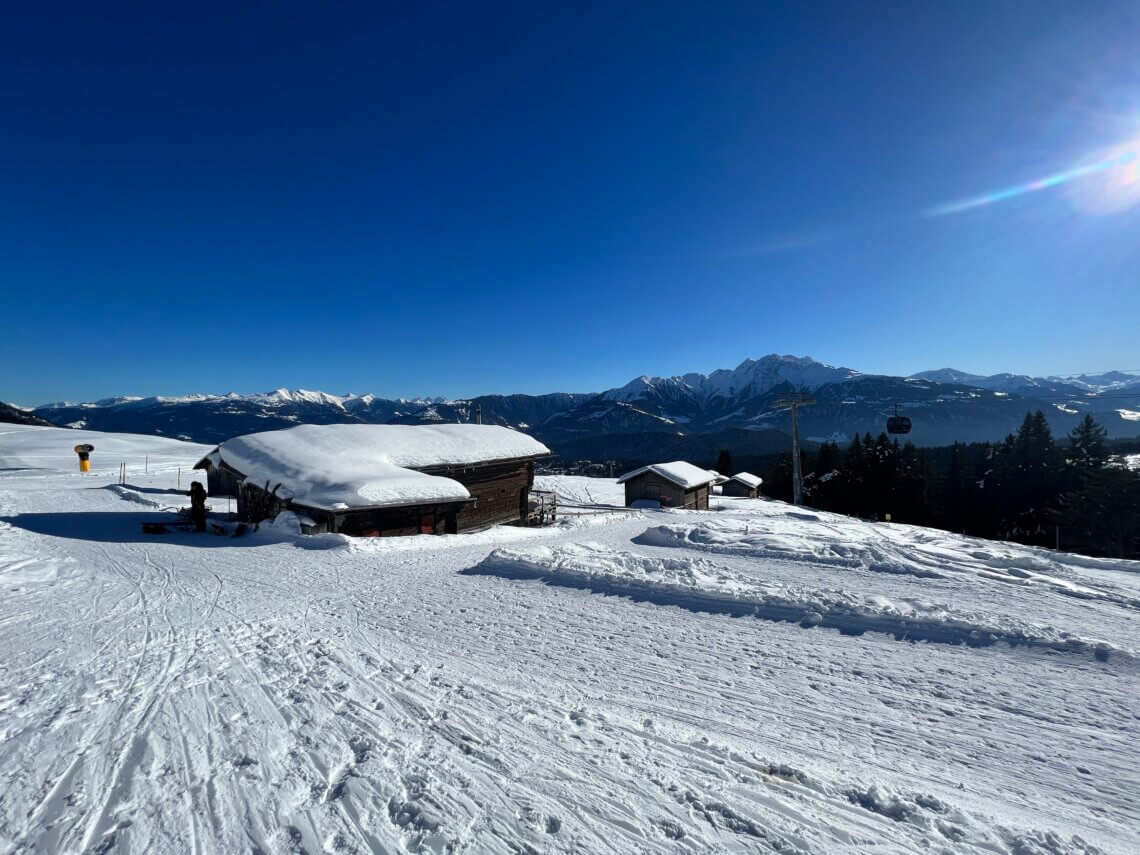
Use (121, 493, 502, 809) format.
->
(474, 543, 1129, 662)
(217, 424, 549, 510)
(616, 461, 716, 488)
(637, 515, 1140, 603)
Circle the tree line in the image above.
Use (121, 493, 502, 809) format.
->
(743, 412, 1139, 559)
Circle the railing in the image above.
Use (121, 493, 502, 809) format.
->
(527, 490, 558, 526)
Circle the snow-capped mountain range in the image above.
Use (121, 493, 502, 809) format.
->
(20, 355, 1140, 458)
(908, 368, 1137, 399)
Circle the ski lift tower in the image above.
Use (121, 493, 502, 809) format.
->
(772, 393, 816, 506)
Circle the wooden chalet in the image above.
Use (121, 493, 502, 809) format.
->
(617, 461, 716, 509)
(211, 423, 550, 536)
(192, 448, 240, 497)
(721, 471, 762, 498)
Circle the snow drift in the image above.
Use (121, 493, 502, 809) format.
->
(474, 542, 1131, 662)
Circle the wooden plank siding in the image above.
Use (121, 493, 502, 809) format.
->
(225, 455, 542, 535)
(420, 458, 536, 531)
(720, 480, 759, 498)
(623, 472, 709, 510)
(192, 453, 240, 498)
(205, 465, 240, 498)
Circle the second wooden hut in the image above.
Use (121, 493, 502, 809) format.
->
(617, 461, 717, 509)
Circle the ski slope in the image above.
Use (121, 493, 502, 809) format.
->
(1, 425, 1137, 854)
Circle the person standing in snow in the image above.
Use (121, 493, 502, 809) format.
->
(189, 481, 207, 532)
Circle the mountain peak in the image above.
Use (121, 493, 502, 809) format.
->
(604, 355, 859, 406)
(910, 368, 985, 384)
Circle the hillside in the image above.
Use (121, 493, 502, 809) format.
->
(0, 401, 55, 427)
(1, 424, 1137, 853)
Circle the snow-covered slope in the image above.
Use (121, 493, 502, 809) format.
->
(2, 425, 1138, 854)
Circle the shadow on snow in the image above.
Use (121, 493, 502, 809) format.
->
(0, 511, 264, 548)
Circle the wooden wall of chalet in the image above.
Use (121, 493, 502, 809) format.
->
(623, 472, 709, 510)
(236, 479, 287, 523)
(201, 464, 239, 498)
(235, 480, 464, 536)
(420, 458, 536, 531)
(721, 480, 759, 498)
(232, 455, 541, 536)
(327, 503, 461, 537)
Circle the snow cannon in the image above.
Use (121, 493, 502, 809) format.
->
(74, 443, 94, 473)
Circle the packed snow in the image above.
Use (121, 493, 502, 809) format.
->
(1, 424, 1138, 854)
(616, 461, 717, 489)
(217, 423, 549, 510)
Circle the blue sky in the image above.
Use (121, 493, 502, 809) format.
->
(3, 2, 1139, 405)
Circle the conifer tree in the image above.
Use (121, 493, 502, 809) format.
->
(842, 434, 867, 516)
(892, 441, 928, 523)
(942, 442, 969, 531)
(1002, 411, 1064, 543)
(1063, 468, 1140, 558)
(808, 441, 841, 510)
(764, 452, 794, 502)
(1068, 414, 1109, 472)
(715, 449, 735, 476)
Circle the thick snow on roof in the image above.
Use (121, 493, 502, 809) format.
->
(730, 472, 763, 489)
(218, 424, 549, 511)
(617, 461, 717, 489)
(706, 469, 730, 485)
(194, 447, 222, 469)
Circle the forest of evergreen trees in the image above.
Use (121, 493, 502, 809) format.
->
(753, 411, 1140, 559)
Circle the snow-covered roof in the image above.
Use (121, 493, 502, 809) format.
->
(730, 472, 762, 489)
(617, 461, 717, 489)
(706, 469, 731, 485)
(193, 447, 222, 469)
(217, 424, 550, 511)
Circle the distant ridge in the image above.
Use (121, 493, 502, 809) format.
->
(0, 401, 56, 427)
(25, 355, 1140, 455)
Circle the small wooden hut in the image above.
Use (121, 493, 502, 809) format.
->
(193, 448, 240, 497)
(212, 423, 550, 536)
(706, 469, 730, 494)
(721, 472, 762, 498)
(617, 461, 716, 509)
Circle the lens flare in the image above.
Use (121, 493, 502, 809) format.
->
(1065, 138, 1140, 214)
(927, 141, 1140, 217)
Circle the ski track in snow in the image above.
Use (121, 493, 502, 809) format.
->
(0, 426, 1137, 854)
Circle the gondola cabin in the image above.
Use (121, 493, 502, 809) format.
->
(886, 415, 912, 435)
(210, 423, 550, 535)
(617, 461, 717, 509)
